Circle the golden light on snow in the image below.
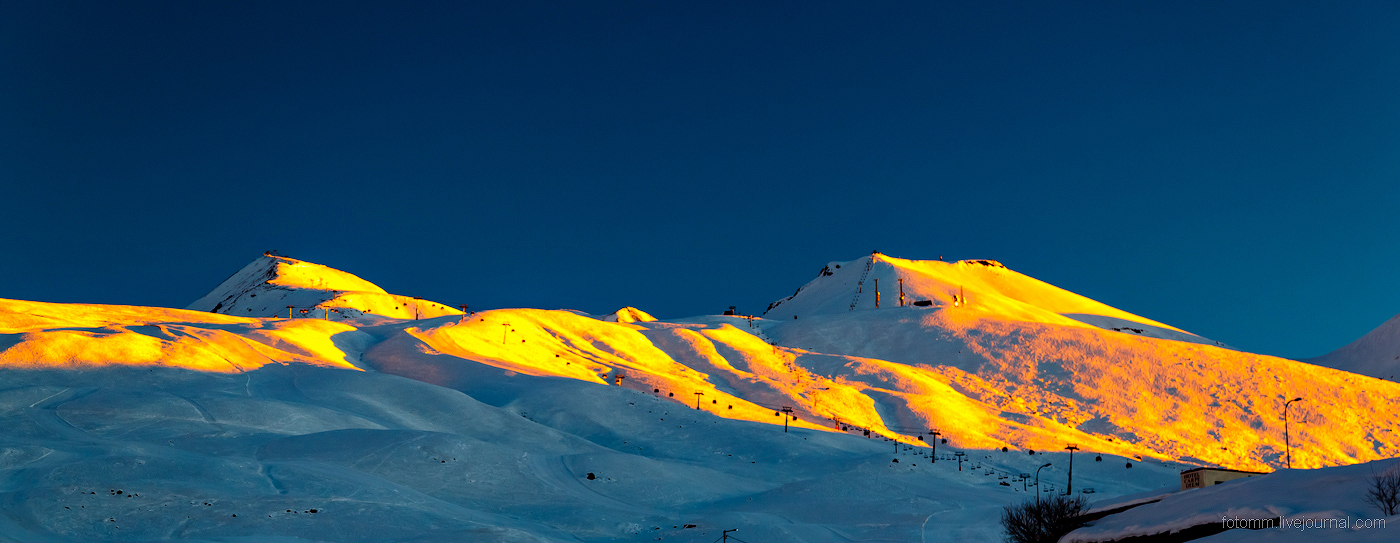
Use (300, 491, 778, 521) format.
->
(3, 252, 1398, 474)
(0, 299, 364, 373)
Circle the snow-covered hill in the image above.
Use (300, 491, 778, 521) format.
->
(764, 253, 1223, 347)
(0, 361, 1192, 542)
(187, 254, 461, 320)
(1, 252, 1398, 542)
(1307, 312, 1400, 382)
(13, 253, 1400, 471)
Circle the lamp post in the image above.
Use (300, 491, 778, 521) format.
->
(1035, 463, 1052, 505)
(1065, 445, 1079, 495)
(1284, 397, 1304, 469)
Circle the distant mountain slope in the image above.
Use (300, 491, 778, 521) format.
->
(187, 254, 460, 320)
(1307, 312, 1400, 381)
(763, 253, 1222, 347)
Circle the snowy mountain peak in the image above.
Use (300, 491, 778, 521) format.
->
(602, 306, 657, 323)
(1307, 311, 1400, 381)
(187, 254, 460, 320)
(765, 253, 1220, 346)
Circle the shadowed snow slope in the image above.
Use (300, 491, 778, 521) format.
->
(1, 253, 1398, 542)
(0, 363, 1192, 543)
(1307, 312, 1400, 381)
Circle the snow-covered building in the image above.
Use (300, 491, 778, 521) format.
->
(1179, 467, 1267, 489)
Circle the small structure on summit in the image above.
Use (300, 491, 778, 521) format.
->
(1180, 467, 1268, 490)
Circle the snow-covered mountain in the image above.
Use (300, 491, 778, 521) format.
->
(1307, 312, 1400, 382)
(1, 252, 1397, 542)
(764, 252, 1223, 347)
(12, 252, 1400, 470)
(187, 254, 461, 320)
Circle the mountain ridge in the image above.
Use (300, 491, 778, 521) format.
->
(2, 252, 1394, 473)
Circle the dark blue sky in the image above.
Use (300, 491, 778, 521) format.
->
(3, 1, 1398, 359)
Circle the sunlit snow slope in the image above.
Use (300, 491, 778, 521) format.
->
(8, 253, 1399, 472)
(3, 252, 1399, 541)
(188, 254, 460, 320)
(0, 298, 366, 372)
(764, 253, 1219, 346)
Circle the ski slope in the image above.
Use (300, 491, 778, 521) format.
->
(1, 252, 1398, 542)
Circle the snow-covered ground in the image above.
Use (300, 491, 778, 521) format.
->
(0, 363, 1182, 542)
(1, 252, 1397, 542)
(1067, 459, 1400, 542)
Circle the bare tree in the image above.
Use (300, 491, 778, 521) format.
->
(1366, 466, 1400, 517)
(1001, 494, 1089, 543)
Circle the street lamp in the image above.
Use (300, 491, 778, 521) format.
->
(1035, 463, 1052, 505)
(1284, 397, 1304, 469)
(1065, 445, 1079, 495)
